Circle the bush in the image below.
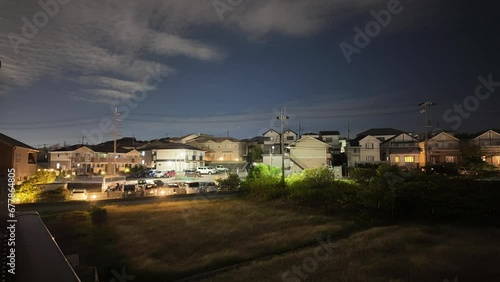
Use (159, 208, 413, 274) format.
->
(89, 206, 108, 226)
(348, 167, 376, 186)
(36, 188, 70, 202)
(217, 174, 241, 191)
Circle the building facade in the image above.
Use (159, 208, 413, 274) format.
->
(0, 133, 39, 184)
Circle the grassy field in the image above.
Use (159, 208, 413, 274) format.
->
(201, 224, 500, 282)
(42, 198, 500, 282)
(103, 198, 358, 280)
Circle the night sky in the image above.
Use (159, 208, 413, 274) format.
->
(1, 0, 499, 147)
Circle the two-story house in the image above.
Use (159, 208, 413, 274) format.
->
(288, 136, 330, 171)
(380, 133, 421, 168)
(471, 129, 500, 167)
(262, 129, 297, 154)
(0, 133, 39, 184)
(425, 132, 461, 165)
(138, 141, 205, 171)
(185, 136, 246, 162)
(49, 145, 143, 175)
(347, 128, 403, 166)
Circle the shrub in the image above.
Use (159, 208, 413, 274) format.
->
(36, 188, 70, 202)
(89, 206, 108, 226)
(217, 174, 241, 191)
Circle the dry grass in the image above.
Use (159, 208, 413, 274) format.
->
(103, 198, 355, 279)
(201, 225, 500, 282)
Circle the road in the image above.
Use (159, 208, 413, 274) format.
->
(17, 192, 241, 214)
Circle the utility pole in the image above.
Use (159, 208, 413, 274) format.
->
(419, 101, 436, 167)
(298, 121, 302, 139)
(277, 109, 289, 186)
(113, 107, 121, 175)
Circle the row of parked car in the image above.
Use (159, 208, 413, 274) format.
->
(69, 180, 218, 200)
(133, 165, 230, 178)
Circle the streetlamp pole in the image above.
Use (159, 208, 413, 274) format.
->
(277, 109, 289, 186)
(419, 101, 436, 166)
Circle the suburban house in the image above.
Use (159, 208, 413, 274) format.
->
(183, 136, 246, 162)
(471, 129, 500, 167)
(138, 141, 205, 171)
(262, 129, 298, 154)
(0, 133, 39, 184)
(347, 128, 404, 167)
(287, 135, 330, 171)
(319, 131, 340, 147)
(243, 136, 267, 161)
(426, 132, 461, 164)
(49, 145, 143, 175)
(380, 132, 421, 168)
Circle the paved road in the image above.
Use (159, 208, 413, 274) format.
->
(16, 192, 241, 214)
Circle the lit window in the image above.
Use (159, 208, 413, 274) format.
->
(445, 156, 456, 163)
(395, 156, 400, 163)
(404, 156, 414, 163)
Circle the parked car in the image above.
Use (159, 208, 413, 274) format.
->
(200, 182, 217, 193)
(196, 167, 217, 175)
(185, 182, 201, 194)
(70, 188, 88, 200)
(216, 165, 229, 172)
(164, 170, 176, 178)
(122, 184, 144, 198)
(153, 170, 166, 178)
(137, 179, 157, 195)
(184, 169, 201, 177)
(153, 180, 164, 187)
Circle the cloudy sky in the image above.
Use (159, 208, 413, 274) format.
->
(1, 0, 499, 147)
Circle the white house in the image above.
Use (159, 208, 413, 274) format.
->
(347, 128, 403, 167)
(138, 141, 205, 171)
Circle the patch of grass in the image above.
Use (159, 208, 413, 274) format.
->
(103, 198, 357, 280)
(201, 225, 500, 282)
(43, 209, 126, 281)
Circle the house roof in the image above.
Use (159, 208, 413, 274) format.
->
(0, 132, 37, 150)
(471, 129, 500, 139)
(289, 135, 329, 147)
(381, 133, 418, 144)
(356, 128, 404, 137)
(428, 131, 459, 141)
(285, 129, 297, 135)
(53, 144, 89, 152)
(319, 131, 340, 136)
(262, 129, 279, 135)
(138, 141, 203, 151)
(190, 136, 241, 143)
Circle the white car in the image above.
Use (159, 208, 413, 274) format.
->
(70, 188, 88, 200)
(196, 167, 217, 175)
(154, 170, 166, 178)
(215, 165, 229, 172)
(200, 182, 217, 193)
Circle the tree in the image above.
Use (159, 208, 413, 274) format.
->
(251, 146, 263, 162)
(15, 170, 57, 203)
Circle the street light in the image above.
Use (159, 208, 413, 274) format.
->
(419, 101, 436, 166)
(276, 109, 289, 186)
